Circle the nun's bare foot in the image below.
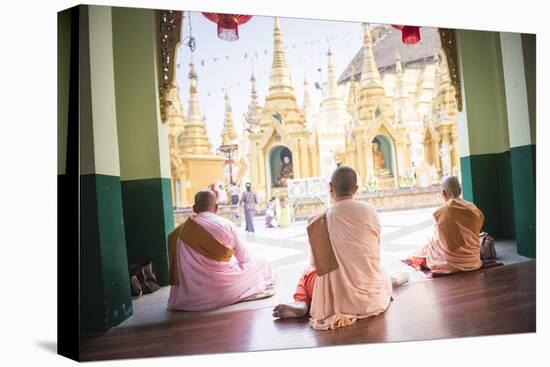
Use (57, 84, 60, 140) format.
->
(272, 302, 308, 319)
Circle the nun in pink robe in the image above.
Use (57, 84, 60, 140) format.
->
(167, 211, 275, 311)
(308, 199, 393, 330)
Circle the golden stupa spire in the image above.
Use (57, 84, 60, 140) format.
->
(177, 63, 213, 155)
(357, 23, 394, 122)
(258, 16, 305, 129)
(244, 73, 262, 129)
(165, 83, 186, 137)
(221, 93, 238, 145)
(268, 17, 295, 96)
(360, 23, 383, 88)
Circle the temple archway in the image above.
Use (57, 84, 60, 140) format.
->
(372, 135, 395, 175)
(268, 145, 294, 188)
(371, 134, 398, 189)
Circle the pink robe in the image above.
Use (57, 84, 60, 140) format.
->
(414, 198, 483, 273)
(167, 212, 274, 311)
(309, 199, 392, 330)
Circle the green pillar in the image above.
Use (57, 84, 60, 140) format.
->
(112, 7, 175, 286)
(456, 30, 515, 239)
(79, 5, 132, 334)
(500, 32, 536, 258)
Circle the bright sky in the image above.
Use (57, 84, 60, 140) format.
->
(175, 12, 368, 149)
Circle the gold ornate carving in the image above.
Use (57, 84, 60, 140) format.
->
(158, 10, 183, 123)
(439, 28, 462, 111)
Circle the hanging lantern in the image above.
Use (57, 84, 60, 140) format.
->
(202, 13, 253, 41)
(391, 25, 421, 44)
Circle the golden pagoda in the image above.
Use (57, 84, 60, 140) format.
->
(173, 63, 224, 206)
(342, 23, 411, 190)
(248, 17, 319, 202)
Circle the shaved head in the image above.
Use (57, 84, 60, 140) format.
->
(330, 165, 358, 198)
(442, 176, 461, 199)
(193, 190, 217, 213)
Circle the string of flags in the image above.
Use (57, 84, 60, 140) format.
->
(190, 29, 363, 68)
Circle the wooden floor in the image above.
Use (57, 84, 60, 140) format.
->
(80, 260, 536, 361)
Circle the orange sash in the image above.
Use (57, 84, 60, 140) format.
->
(307, 212, 339, 276)
(433, 199, 484, 251)
(168, 217, 235, 285)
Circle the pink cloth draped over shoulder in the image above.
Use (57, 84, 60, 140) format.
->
(309, 199, 392, 330)
(414, 198, 484, 274)
(167, 212, 274, 311)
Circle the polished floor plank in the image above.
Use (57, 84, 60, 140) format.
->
(80, 260, 536, 361)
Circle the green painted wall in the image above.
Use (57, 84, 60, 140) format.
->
(80, 174, 132, 334)
(121, 178, 174, 286)
(460, 153, 515, 239)
(510, 144, 536, 257)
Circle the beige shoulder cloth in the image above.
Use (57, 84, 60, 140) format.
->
(307, 212, 339, 276)
(168, 217, 235, 285)
(433, 199, 484, 251)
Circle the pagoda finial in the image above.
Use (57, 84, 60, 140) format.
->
(244, 70, 262, 128)
(360, 23, 383, 88)
(177, 63, 214, 155)
(268, 16, 295, 96)
(325, 47, 340, 100)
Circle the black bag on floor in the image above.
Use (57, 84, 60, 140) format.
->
(129, 260, 160, 297)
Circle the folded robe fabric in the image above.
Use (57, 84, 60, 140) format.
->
(168, 217, 234, 286)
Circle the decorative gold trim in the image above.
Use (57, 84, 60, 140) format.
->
(439, 28, 462, 111)
(157, 10, 183, 123)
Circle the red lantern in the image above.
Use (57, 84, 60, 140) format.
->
(391, 25, 421, 44)
(202, 13, 253, 41)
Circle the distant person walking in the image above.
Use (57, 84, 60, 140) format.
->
(240, 183, 257, 233)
